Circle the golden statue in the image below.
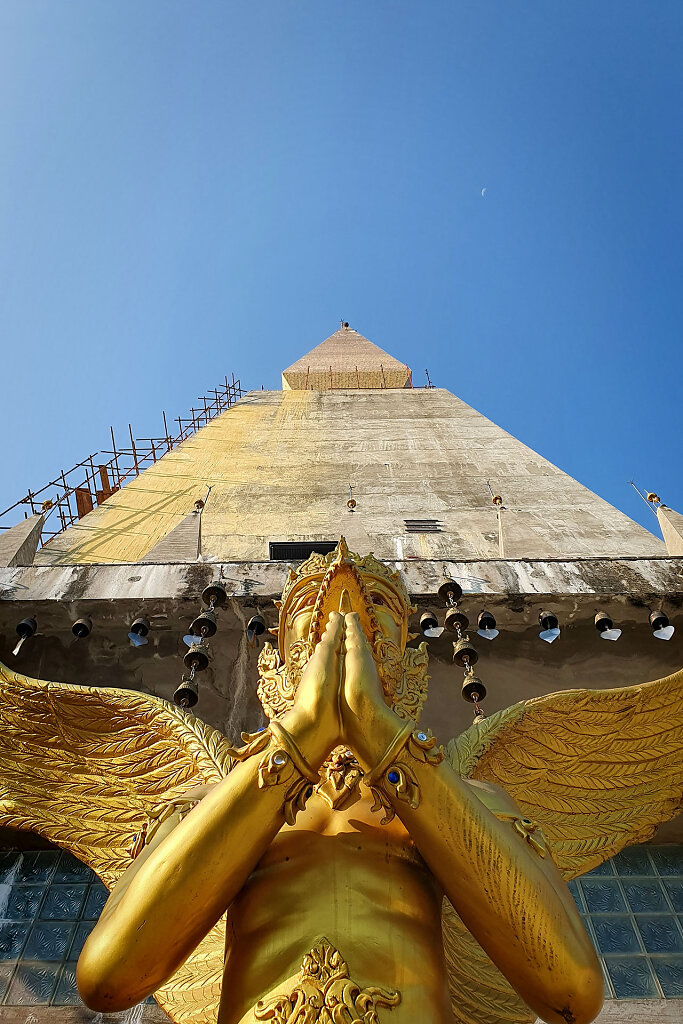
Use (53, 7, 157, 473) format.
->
(1, 539, 682, 1024)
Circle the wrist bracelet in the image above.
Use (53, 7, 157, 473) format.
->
(227, 721, 320, 825)
(364, 724, 444, 825)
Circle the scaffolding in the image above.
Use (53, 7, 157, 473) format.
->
(0, 374, 244, 547)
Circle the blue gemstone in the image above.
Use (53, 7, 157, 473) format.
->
(387, 770, 400, 785)
(306, 787, 313, 798)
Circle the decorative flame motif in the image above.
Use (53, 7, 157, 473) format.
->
(254, 937, 401, 1023)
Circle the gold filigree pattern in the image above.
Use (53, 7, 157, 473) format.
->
(280, 539, 411, 612)
(365, 727, 445, 825)
(254, 937, 401, 1023)
(316, 749, 364, 811)
(226, 723, 319, 826)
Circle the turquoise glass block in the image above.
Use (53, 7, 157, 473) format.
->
(53, 853, 93, 884)
(0, 854, 20, 884)
(651, 956, 683, 997)
(5, 962, 60, 1004)
(39, 884, 87, 921)
(636, 916, 683, 954)
(580, 878, 626, 913)
(664, 880, 683, 912)
(568, 879, 585, 912)
(0, 922, 29, 961)
(23, 921, 75, 961)
(68, 920, 94, 959)
(15, 852, 58, 885)
(611, 847, 654, 877)
(0, 963, 14, 1000)
(649, 848, 683, 877)
(4, 886, 46, 920)
(592, 916, 641, 954)
(605, 956, 659, 998)
(584, 860, 615, 876)
(52, 962, 81, 1006)
(623, 879, 669, 913)
(83, 883, 108, 920)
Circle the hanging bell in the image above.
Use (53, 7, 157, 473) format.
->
(174, 675, 199, 709)
(183, 638, 210, 672)
(72, 617, 93, 639)
(247, 614, 266, 643)
(445, 607, 469, 633)
(438, 580, 463, 606)
(12, 617, 37, 657)
(202, 582, 227, 609)
(190, 609, 217, 638)
(462, 671, 487, 703)
(453, 635, 479, 668)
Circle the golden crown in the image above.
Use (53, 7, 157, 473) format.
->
(278, 537, 411, 614)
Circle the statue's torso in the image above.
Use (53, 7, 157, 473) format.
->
(220, 790, 454, 1024)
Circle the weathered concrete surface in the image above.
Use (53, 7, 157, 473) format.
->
(140, 510, 201, 562)
(538, 1002, 683, 1023)
(0, 515, 44, 567)
(4, 556, 683, 604)
(32, 388, 664, 565)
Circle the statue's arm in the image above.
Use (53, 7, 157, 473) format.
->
(342, 615, 603, 1024)
(77, 615, 344, 1014)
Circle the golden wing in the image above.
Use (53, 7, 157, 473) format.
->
(448, 666, 683, 879)
(0, 660, 233, 1024)
(441, 667, 683, 1024)
(441, 898, 536, 1024)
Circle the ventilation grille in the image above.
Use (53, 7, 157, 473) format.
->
(404, 519, 442, 533)
(269, 541, 338, 561)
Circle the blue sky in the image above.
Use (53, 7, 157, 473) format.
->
(0, 2, 681, 537)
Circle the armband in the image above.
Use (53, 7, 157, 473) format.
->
(363, 723, 444, 824)
(227, 720, 320, 825)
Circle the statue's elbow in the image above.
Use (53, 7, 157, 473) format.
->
(76, 935, 140, 1014)
(546, 959, 605, 1024)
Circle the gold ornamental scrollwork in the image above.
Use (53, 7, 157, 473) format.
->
(254, 937, 401, 1023)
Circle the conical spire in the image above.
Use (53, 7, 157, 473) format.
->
(282, 324, 412, 390)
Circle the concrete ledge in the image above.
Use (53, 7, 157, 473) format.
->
(0, 556, 682, 604)
(537, 1000, 682, 1023)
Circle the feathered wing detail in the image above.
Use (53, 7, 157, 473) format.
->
(441, 900, 536, 1024)
(448, 667, 683, 879)
(441, 667, 683, 1024)
(0, 661, 233, 1024)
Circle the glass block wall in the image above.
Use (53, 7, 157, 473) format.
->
(0, 849, 110, 1006)
(1, 843, 682, 1006)
(568, 845, 683, 999)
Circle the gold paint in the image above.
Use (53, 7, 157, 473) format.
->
(253, 937, 401, 1022)
(0, 541, 682, 1024)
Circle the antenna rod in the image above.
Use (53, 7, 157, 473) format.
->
(628, 480, 659, 518)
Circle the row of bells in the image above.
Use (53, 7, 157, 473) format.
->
(173, 582, 229, 709)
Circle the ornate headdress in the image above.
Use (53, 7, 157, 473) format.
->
(258, 538, 429, 723)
